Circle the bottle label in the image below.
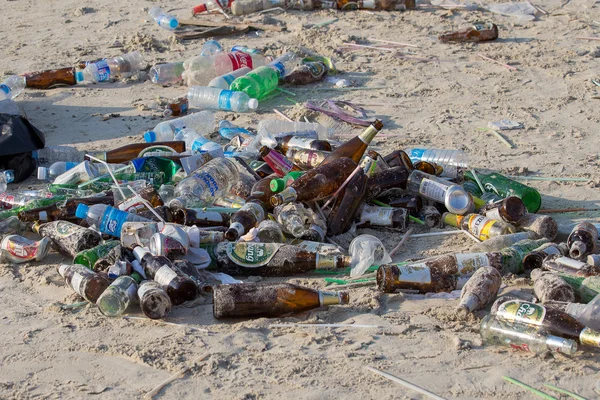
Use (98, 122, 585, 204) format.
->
(118, 198, 147, 213)
(580, 327, 600, 347)
(275, 188, 298, 205)
(408, 148, 426, 163)
(556, 257, 587, 270)
(225, 242, 279, 268)
(264, 150, 294, 176)
(2, 236, 40, 260)
(316, 254, 336, 269)
(419, 178, 448, 203)
(496, 300, 546, 325)
(95, 60, 111, 82)
(397, 264, 432, 284)
(197, 172, 220, 196)
(229, 52, 254, 70)
(218, 90, 234, 111)
(290, 149, 325, 168)
(229, 222, 245, 238)
(187, 210, 225, 224)
(0, 84, 10, 95)
(71, 273, 85, 297)
(154, 265, 178, 286)
(0, 193, 16, 210)
(269, 61, 286, 78)
(55, 221, 81, 237)
(287, 137, 317, 149)
(455, 253, 490, 275)
(240, 202, 265, 222)
(360, 206, 394, 226)
(99, 208, 130, 237)
(466, 214, 496, 241)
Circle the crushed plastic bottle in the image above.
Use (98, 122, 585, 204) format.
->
(187, 86, 258, 112)
(201, 40, 223, 57)
(148, 6, 179, 31)
(149, 62, 185, 86)
(77, 51, 145, 83)
(143, 111, 215, 142)
(75, 204, 151, 237)
(0, 75, 26, 99)
(218, 120, 254, 140)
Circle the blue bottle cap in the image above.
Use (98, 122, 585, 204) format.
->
(75, 204, 90, 219)
(75, 71, 84, 83)
(144, 131, 157, 143)
(169, 18, 179, 29)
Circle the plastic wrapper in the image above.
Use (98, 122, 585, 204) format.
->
(349, 234, 392, 277)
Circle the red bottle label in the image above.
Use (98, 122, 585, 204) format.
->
(228, 52, 254, 71)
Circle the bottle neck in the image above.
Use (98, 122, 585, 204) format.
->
(358, 124, 380, 145)
(318, 291, 348, 306)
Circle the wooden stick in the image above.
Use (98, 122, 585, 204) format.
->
(340, 43, 396, 52)
(477, 54, 518, 71)
(273, 108, 293, 122)
(389, 228, 413, 257)
(143, 352, 211, 399)
(575, 37, 600, 41)
(367, 38, 418, 48)
(367, 366, 448, 400)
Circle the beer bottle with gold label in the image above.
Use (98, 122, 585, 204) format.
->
(224, 201, 266, 241)
(286, 148, 330, 169)
(481, 196, 527, 224)
(320, 120, 383, 165)
(443, 212, 516, 241)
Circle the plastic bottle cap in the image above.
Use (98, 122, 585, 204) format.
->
(270, 178, 285, 192)
(75, 204, 90, 219)
(144, 131, 157, 143)
(37, 167, 47, 180)
(75, 71, 84, 83)
(169, 19, 179, 29)
(286, 171, 303, 180)
(248, 99, 259, 110)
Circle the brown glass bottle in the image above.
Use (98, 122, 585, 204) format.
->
(275, 135, 332, 154)
(137, 206, 175, 222)
(494, 298, 600, 348)
(327, 169, 367, 236)
(438, 22, 499, 43)
(531, 269, 575, 303)
(365, 166, 411, 202)
(213, 282, 349, 318)
(117, 186, 164, 213)
(456, 266, 502, 317)
(23, 67, 78, 89)
(132, 246, 197, 305)
(379, 193, 422, 216)
(58, 264, 110, 303)
(320, 120, 383, 165)
(172, 207, 230, 227)
(286, 148, 330, 169)
(224, 201, 266, 241)
(210, 242, 352, 276)
(481, 196, 527, 224)
(86, 141, 186, 164)
(355, 204, 408, 230)
(383, 150, 413, 170)
(34, 221, 102, 258)
(138, 280, 172, 319)
(259, 146, 303, 177)
(522, 243, 569, 275)
(542, 254, 600, 278)
(443, 213, 516, 241)
(271, 157, 358, 206)
(567, 222, 598, 261)
(18, 195, 114, 223)
(515, 213, 558, 241)
(377, 264, 458, 293)
(247, 173, 278, 208)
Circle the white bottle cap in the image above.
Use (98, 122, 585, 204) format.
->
(248, 99, 259, 110)
(37, 167, 47, 180)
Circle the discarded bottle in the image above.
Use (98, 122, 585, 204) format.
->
(377, 264, 458, 293)
(562, 293, 600, 330)
(481, 196, 527, 224)
(275, 134, 332, 154)
(439, 22, 499, 43)
(0, 170, 14, 193)
(37, 162, 78, 182)
(225, 201, 266, 241)
(541, 254, 600, 278)
(356, 204, 408, 230)
(187, 86, 258, 112)
(138, 280, 172, 319)
(365, 166, 411, 202)
(521, 242, 569, 274)
(34, 221, 102, 258)
(213, 282, 349, 318)
(407, 170, 473, 215)
(567, 222, 598, 261)
(229, 52, 296, 99)
(259, 146, 303, 177)
(270, 171, 304, 193)
(208, 67, 251, 90)
(33, 146, 84, 167)
(172, 208, 230, 227)
(133, 246, 197, 305)
(76, 204, 151, 238)
(443, 213, 516, 241)
(406, 148, 468, 179)
(163, 96, 189, 117)
(286, 148, 330, 169)
(96, 275, 140, 317)
(149, 62, 185, 86)
(231, 45, 261, 54)
(24, 67, 78, 89)
(480, 314, 577, 355)
(514, 213, 557, 240)
(0, 216, 23, 236)
(73, 240, 120, 269)
(86, 141, 186, 164)
(192, 0, 234, 14)
(420, 205, 442, 228)
(209, 242, 352, 276)
(464, 171, 541, 213)
(78, 51, 145, 83)
(148, 6, 179, 31)
(531, 269, 576, 303)
(271, 157, 358, 206)
(218, 120, 253, 141)
(0, 75, 26, 99)
(183, 52, 269, 86)
(0, 235, 51, 264)
(494, 298, 600, 348)
(258, 120, 330, 142)
(456, 266, 502, 317)
(282, 62, 328, 85)
(58, 264, 110, 303)
(256, 220, 286, 243)
(144, 112, 214, 143)
(321, 120, 383, 165)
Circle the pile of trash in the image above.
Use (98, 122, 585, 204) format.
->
(0, 32, 599, 362)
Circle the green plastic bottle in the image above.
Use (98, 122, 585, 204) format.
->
(464, 171, 541, 213)
(230, 52, 296, 100)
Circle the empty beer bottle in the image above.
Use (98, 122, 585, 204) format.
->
(377, 263, 458, 293)
(480, 314, 577, 355)
(420, 205, 442, 228)
(275, 135, 332, 154)
(443, 213, 516, 241)
(559, 275, 600, 304)
(531, 269, 576, 303)
(133, 246, 197, 305)
(365, 166, 411, 202)
(286, 148, 330, 169)
(24, 67, 78, 89)
(271, 157, 358, 206)
(407, 170, 473, 215)
(327, 169, 367, 236)
(541, 254, 600, 278)
(463, 171, 541, 213)
(522, 243, 569, 274)
(259, 146, 303, 177)
(172, 208, 230, 227)
(73, 240, 120, 269)
(515, 213, 557, 240)
(494, 298, 600, 348)
(209, 242, 351, 276)
(456, 267, 502, 317)
(355, 204, 408, 230)
(320, 120, 383, 165)
(19, 195, 114, 223)
(470, 232, 540, 253)
(58, 264, 110, 303)
(481, 196, 527, 224)
(138, 280, 172, 319)
(34, 220, 102, 258)
(225, 201, 266, 241)
(247, 173, 278, 207)
(86, 141, 186, 164)
(256, 220, 286, 243)
(96, 274, 141, 317)
(439, 22, 499, 43)
(213, 282, 349, 318)
(567, 222, 598, 261)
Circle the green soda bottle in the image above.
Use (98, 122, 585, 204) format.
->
(0, 196, 67, 220)
(464, 171, 541, 213)
(230, 52, 296, 100)
(73, 240, 120, 269)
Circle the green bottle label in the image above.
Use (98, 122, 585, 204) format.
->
(225, 242, 279, 268)
(497, 300, 546, 325)
(55, 221, 81, 237)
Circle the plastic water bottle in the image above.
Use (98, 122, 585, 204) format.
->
(218, 120, 254, 140)
(183, 52, 269, 86)
(201, 40, 223, 57)
(0, 75, 26, 99)
(77, 51, 145, 83)
(169, 158, 239, 208)
(149, 62, 185, 86)
(148, 6, 179, 31)
(229, 52, 296, 100)
(37, 162, 78, 181)
(33, 146, 85, 167)
(173, 128, 221, 154)
(143, 111, 215, 143)
(231, 45, 261, 54)
(406, 148, 469, 179)
(75, 204, 151, 237)
(0, 170, 15, 193)
(257, 120, 331, 147)
(187, 86, 258, 112)
(208, 67, 251, 90)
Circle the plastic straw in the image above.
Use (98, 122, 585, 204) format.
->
(543, 384, 587, 400)
(322, 165, 363, 209)
(341, 43, 396, 52)
(576, 36, 600, 41)
(389, 228, 413, 257)
(85, 154, 128, 200)
(273, 108, 293, 122)
(470, 169, 485, 194)
(367, 38, 418, 48)
(371, 199, 391, 207)
(502, 376, 557, 400)
(125, 185, 165, 223)
(271, 323, 380, 329)
(409, 215, 425, 225)
(477, 54, 518, 71)
(367, 366, 448, 400)
(507, 175, 590, 182)
(276, 87, 296, 96)
(78, 164, 131, 188)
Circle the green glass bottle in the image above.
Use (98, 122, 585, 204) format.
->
(496, 238, 549, 274)
(0, 196, 68, 220)
(73, 240, 120, 269)
(464, 171, 541, 213)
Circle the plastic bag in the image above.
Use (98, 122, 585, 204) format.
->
(349, 234, 392, 277)
(484, 2, 537, 22)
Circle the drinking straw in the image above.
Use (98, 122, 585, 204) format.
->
(322, 165, 363, 209)
(543, 384, 588, 400)
(367, 366, 448, 400)
(126, 184, 166, 223)
(78, 164, 131, 188)
(502, 376, 557, 400)
(470, 169, 485, 194)
(273, 108, 293, 122)
(389, 228, 413, 257)
(477, 54, 518, 71)
(409, 216, 426, 225)
(276, 87, 296, 96)
(367, 38, 418, 48)
(85, 154, 128, 200)
(271, 323, 380, 329)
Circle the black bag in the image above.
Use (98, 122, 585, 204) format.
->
(0, 113, 45, 183)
